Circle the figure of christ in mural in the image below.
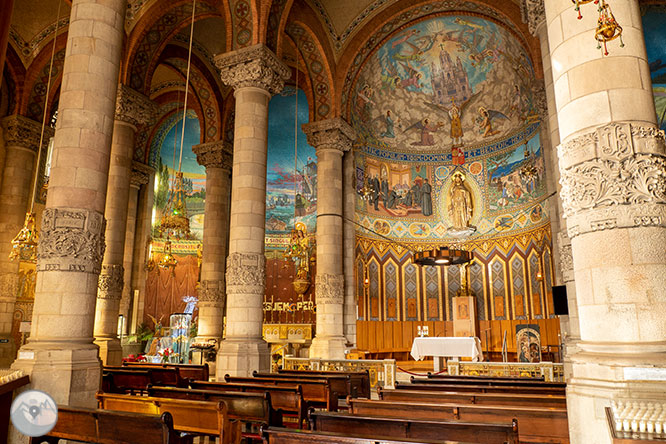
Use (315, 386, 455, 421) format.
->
(284, 226, 312, 280)
(448, 172, 475, 234)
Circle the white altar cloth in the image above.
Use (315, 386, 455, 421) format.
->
(410, 337, 483, 362)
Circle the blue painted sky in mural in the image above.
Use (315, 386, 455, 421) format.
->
(642, 6, 666, 131)
(266, 88, 316, 236)
(161, 115, 205, 191)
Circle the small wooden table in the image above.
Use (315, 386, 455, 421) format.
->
(410, 337, 483, 372)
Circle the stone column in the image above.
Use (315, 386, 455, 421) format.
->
(118, 166, 145, 334)
(342, 150, 357, 347)
(192, 141, 233, 347)
(12, 0, 127, 407)
(94, 85, 156, 365)
(214, 44, 289, 377)
(303, 118, 356, 360)
(0, 115, 50, 367)
(545, 1, 666, 442)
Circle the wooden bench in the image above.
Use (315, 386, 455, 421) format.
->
(225, 374, 338, 411)
(411, 375, 566, 388)
(253, 371, 355, 401)
(347, 398, 570, 444)
(102, 369, 152, 394)
(123, 362, 209, 381)
(30, 406, 182, 444)
(105, 366, 188, 388)
(275, 369, 371, 399)
(427, 374, 545, 382)
(379, 387, 567, 409)
(309, 410, 519, 444)
(261, 426, 482, 444)
(96, 391, 236, 443)
(190, 380, 307, 428)
(147, 385, 282, 439)
(395, 381, 566, 396)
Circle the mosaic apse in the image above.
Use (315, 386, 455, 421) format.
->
(642, 4, 666, 132)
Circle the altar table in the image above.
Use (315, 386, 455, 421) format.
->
(410, 337, 483, 372)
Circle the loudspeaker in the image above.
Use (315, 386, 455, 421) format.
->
(552, 285, 568, 315)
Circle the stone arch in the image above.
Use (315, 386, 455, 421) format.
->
(264, 0, 293, 54)
(1, 45, 26, 116)
(146, 99, 204, 169)
(281, 36, 316, 122)
(228, 0, 256, 49)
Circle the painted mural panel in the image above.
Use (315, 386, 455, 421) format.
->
(265, 88, 315, 250)
(152, 113, 205, 240)
(642, 5, 666, 132)
(351, 14, 538, 153)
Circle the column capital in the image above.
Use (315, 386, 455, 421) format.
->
(520, 0, 545, 36)
(115, 84, 158, 127)
(37, 207, 106, 274)
(315, 273, 344, 304)
(214, 44, 290, 95)
(131, 161, 153, 188)
(1, 115, 53, 152)
(193, 140, 233, 170)
(198, 279, 226, 303)
(558, 123, 666, 238)
(302, 118, 356, 154)
(97, 264, 124, 299)
(226, 252, 265, 293)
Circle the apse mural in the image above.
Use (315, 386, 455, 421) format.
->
(351, 14, 538, 152)
(642, 5, 666, 132)
(152, 112, 206, 239)
(265, 88, 315, 250)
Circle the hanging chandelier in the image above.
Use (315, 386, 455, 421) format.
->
(158, 238, 178, 274)
(413, 246, 473, 266)
(9, 0, 62, 263)
(594, 0, 624, 56)
(572, 0, 598, 20)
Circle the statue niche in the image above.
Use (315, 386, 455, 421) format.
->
(447, 171, 477, 238)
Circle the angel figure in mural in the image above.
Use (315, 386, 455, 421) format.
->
(398, 62, 423, 89)
(391, 28, 420, 48)
(404, 118, 445, 146)
(284, 224, 312, 280)
(477, 106, 509, 137)
(425, 95, 478, 146)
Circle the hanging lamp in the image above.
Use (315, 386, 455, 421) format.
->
(595, 0, 624, 56)
(9, 0, 63, 263)
(572, 0, 598, 20)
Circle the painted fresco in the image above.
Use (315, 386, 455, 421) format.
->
(153, 112, 206, 240)
(351, 14, 538, 153)
(265, 88, 315, 250)
(642, 5, 666, 132)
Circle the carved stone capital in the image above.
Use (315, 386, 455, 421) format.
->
(130, 161, 153, 187)
(192, 141, 233, 170)
(226, 252, 265, 293)
(115, 85, 158, 127)
(557, 231, 574, 283)
(520, 0, 546, 36)
(558, 123, 666, 225)
(565, 202, 666, 239)
(198, 279, 226, 303)
(215, 44, 290, 95)
(37, 208, 106, 274)
(315, 273, 344, 305)
(97, 264, 124, 298)
(302, 118, 356, 154)
(1, 115, 53, 152)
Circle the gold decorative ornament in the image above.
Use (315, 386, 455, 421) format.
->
(158, 239, 178, 274)
(595, 0, 624, 56)
(9, 213, 39, 262)
(572, 0, 598, 20)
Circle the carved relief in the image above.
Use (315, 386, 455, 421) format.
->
(0, 274, 19, 299)
(520, 0, 545, 36)
(115, 85, 158, 127)
(302, 118, 357, 153)
(215, 44, 290, 95)
(226, 252, 265, 292)
(198, 279, 226, 303)
(557, 231, 574, 283)
(1, 115, 52, 152)
(130, 161, 152, 187)
(98, 264, 124, 298)
(37, 208, 106, 274)
(565, 202, 666, 238)
(315, 273, 344, 305)
(193, 141, 233, 170)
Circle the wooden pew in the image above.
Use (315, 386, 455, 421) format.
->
(190, 380, 308, 428)
(395, 381, 566, 396)
(147, 385, 283, 439)
(347, 398, 570, 444)
(225, 374, 338, 411)
(275, 369, 371, 398)
(261, 426, 482, 444)
(102, 369, 152, 394)
(30, 406, 183, 444)
(253, 371, 354, 401)
(379, 387, 567, 409)
(411, 375, 566, 389)
(105, 366, 188, 388)
(96, 391, 235, 444)
(309, 411, 519, 444)
(123, 362, 209, 381)
(427, 374, 545, 382)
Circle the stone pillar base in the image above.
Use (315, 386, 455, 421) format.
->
(309, 335, 347, 360)
(94, 337, 123, 366)
(11, 342, 101, 406)
(216, 338, 269, 379)
(0, 335, 16, 368)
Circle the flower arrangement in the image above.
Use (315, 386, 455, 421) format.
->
(158, 347, 174, 363)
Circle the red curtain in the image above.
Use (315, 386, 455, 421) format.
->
(144, 254, 199, 327)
